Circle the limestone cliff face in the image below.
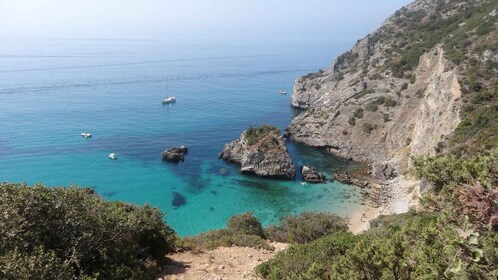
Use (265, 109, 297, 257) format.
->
(219, 126, 295, 179)
(289, 46, 461, 174)
(285, 0, 495, 212)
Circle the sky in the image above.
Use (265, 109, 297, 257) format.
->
(0, 0, 413, 42)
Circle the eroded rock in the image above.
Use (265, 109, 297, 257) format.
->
(162, 145, 188, 163)
(300, 165, 325, 183)
(219, 126, 295, 179)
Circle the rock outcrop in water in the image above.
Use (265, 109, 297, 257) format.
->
(162, 145, 188, 163)
(300, 165, 325, 183)
(219, 125, 295, 179)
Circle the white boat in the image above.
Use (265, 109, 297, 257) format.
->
(280, 89, 286, 95)
(108, 153, 117, 160)
(81, 132, 92, 138)
(162, 96, 176, 104)
(162, 78, 176, 104)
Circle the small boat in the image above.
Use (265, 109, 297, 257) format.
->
(108, 153, 117, 160)
(162, 78, 176, 104)
(280, 89, 286, 95)
(81, 132, 92, 138)
(162, 96, 176, 104)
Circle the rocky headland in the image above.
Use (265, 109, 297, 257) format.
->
(219, 125, 295, 179)
(284, 0, 494, 215)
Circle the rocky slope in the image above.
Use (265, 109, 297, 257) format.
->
(219, 126, 295, 179)
(288, 0, 498, 213)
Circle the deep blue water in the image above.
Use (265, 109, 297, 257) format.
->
(0, 38, 364, 236)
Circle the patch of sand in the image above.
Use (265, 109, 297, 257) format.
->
(348, 205, 381, 234)
(162, 242, 288, 280)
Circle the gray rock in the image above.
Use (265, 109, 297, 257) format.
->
(372, 162, 396, 180)
(332, 172, 369, 187)
(162, 145, 188, 163)
(219, 126, 295, 179)
(300, 165, 325, 183)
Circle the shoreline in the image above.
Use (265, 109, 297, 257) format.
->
(344, 174, 419, 234)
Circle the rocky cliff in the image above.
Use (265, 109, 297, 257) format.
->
(219, 126, 295, 179)
(288, 0, 498, 213)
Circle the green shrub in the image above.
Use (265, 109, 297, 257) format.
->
(354, 89, 373, 99)
(264, 212, 348, 244)
(352, 107, 364, 119)
(384, 96, 397, 107)
(227, 212, 265, 237)
(365, 101, 378, 112)
(362, 123, 376, 134)
(243, 125, 278, 145)
(0, 183, 176, 280)
(186, 212, 272, 251)
(257, 214, 467, 280)
(400, 82, 409, 91)
(348, 117, 356, 126)
(410, 74, 417, 84)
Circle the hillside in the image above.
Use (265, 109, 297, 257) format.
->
(288, 0, 498, 213)
(256, 0, 498, 278)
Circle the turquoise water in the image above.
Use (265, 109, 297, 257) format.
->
(0, 38, 364, 236)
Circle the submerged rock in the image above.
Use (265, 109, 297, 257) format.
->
(219, 125, 295, 179)
(162, 145, 188, 163)
(300, 165, 325, 183)
(172, 192, 187, 208)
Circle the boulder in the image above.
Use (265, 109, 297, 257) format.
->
(219, 125, 295, 179)
(332, 172, 370, 187)
(371, 162, 396, 180)
(162, 145, 188, 163)
(300, 165, 325, 183)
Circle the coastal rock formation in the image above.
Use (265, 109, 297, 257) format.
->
(282, 0, 498, 214)
(162, 145, 188, 163)
(300, 165, 325, 183)
(288, 46, 461, 172)
(332, 172, 370, 187)
(219, 125, 295, 179)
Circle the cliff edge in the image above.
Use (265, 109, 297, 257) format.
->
(288, 0, 498, 213)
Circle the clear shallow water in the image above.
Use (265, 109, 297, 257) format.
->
(0, 38, 363, 236)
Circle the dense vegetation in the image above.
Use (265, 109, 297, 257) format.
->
(243, 125, 279, 145)
(0, 183, 177, 280)
(256, 151, 498, 279)
(184, 212, 347, 251)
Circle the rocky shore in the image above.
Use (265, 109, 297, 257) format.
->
(219, 125, 295, 179)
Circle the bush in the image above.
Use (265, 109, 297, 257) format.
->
(348, 117, 356, 126)
(186, 212, 272, 251)
(384, 96, 397, 107)
(264, 212, 348, 244)
(185, 229, 273, 251)
(0, 183, 176, 280)
(227, 212, 265, 237)
(365, 101, 378, 112)
(352, 107, 364, 119)
(362, 123, 376, 134)
(256, 214, 485, 280)
(243, 125, 278, 145)
(400, 82, 409, 91)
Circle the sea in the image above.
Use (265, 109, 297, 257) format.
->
(0, 38, 365, 236)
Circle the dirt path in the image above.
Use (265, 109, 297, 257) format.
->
(161, 243, 288, 280)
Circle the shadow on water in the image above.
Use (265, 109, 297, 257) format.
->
(172, 192, 187, 209)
